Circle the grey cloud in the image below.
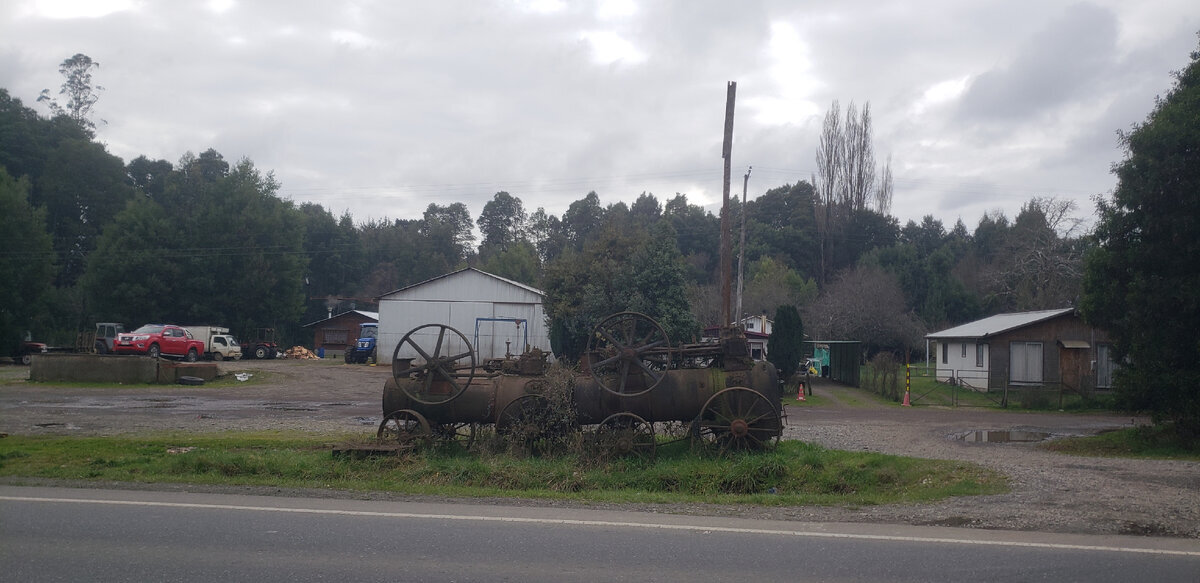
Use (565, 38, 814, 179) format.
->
(957, 3, 1118, 122)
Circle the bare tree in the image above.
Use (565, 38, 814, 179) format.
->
(874, 154, 894, 215)
(979, 197, 1086, 310)
(804, 264, 925, 353)
(814, 101, 844, 287)
(841, 101, 875, 212)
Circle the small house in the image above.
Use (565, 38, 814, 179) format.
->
(925, 308, 1117, 392)
(301, 310, 378, 357)
(702, 314, 774, 361)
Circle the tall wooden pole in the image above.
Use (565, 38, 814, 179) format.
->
(720, 81, 736, 327)
(735, 165, 751, 325)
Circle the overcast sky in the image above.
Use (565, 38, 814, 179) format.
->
(2, 1, 1198, 231)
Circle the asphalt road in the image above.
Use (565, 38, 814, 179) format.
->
(3, 485, 1198, 582)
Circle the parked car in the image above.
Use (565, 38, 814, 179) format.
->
(114, 324, 205, 361)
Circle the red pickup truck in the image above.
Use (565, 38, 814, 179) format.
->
(114, 324, 205, 361)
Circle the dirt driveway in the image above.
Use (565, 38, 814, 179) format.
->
(1, 359, 1197, 538)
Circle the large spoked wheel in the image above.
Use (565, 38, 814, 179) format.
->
(593, 412, 656, 461)
(496, 395, 573, 451)
(392, 324, 477, 405)
(433, 421, 477, 450)
(377, 409, 432, 449)
(585, 312, 670, 397)
(693, 387, 782, 453)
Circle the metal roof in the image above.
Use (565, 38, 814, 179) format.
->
(377, 267, 544, 300)
(925, 308, 1075, 339)
(301, 310, 379, 328)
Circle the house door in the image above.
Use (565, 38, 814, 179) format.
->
(1009, 342, 1043, 385)
(1097, 344, 1115, 388)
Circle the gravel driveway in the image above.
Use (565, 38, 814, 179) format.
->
(2, 359, 1197, 538)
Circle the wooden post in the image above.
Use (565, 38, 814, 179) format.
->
(720, 81, 736, 327)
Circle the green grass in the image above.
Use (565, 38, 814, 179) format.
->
(0, 432, 1007, 506)
(1042, 425, 1200, 461)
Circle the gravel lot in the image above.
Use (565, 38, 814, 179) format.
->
(2, 358, 1197, 538)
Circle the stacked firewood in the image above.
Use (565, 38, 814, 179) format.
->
(283, 346, 320, 359)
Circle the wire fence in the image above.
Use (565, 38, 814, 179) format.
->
(874, 363, 1115, 410)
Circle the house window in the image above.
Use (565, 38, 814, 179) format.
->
(1010, 342, 1044, 384)
(941, 342, 947, 364)
(324, 329, 349, 345)
(961, 343, 967, 358)
(976, 344, 985, 367)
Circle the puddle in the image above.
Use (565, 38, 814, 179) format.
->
(959, 430, 1052, 443)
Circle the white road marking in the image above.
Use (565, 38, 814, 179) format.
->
(4, 495, 1198, 557)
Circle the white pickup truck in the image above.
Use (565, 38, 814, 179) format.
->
(183, 326, 243, 361)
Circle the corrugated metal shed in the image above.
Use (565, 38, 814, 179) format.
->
(925, 308, 1075, 339)
(376, 268, 550, 364)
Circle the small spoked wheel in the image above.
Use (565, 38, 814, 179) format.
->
(693, 387, 782, 454)
(433, 421, 477, 450)
(377, 409, 432, 449)
(496, 394, 573, 452)
(593, 412, 656, 461)
(392, 324, 477, 405)
(585, 312, 670, 397)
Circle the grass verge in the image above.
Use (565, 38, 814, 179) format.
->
(0, 432, 1007, 506)
(1042, 425, 1200, 461)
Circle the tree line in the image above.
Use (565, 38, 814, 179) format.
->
(0, 67, 1086, 358)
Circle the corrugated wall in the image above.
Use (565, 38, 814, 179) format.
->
(377, 270, 550, 364)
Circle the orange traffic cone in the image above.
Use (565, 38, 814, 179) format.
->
(901, 388, 911, 407)
(797, 382, 806, 402)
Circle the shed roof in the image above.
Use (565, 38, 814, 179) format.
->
(301, 310, 379, 328)
(377, 267, 544, 300)
(926, 308, 1075, 340)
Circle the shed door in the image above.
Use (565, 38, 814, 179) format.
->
(1097, 344, 1114, 389)
(1010, 342, 1043, 384)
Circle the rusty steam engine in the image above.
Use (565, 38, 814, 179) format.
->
(379, 311, 784, 457)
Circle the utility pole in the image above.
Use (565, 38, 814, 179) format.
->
(720, 81, 736, 327)
(735, 165, 751, 326)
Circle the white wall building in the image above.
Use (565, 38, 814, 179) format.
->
(376, 268, 550, 365)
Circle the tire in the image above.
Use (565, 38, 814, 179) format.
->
(95, 342, 108, 355)
(254, 346, 267, 360)
(185, 348, 198, 363)
(344, 351, 354, 364)
(213, 352, 223, 362)
(20, 353, 32, 366)
(178, 376, 205, 386)
(148, 344, 161, 359)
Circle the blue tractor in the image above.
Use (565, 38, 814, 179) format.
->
(345, 322, 378, 364)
